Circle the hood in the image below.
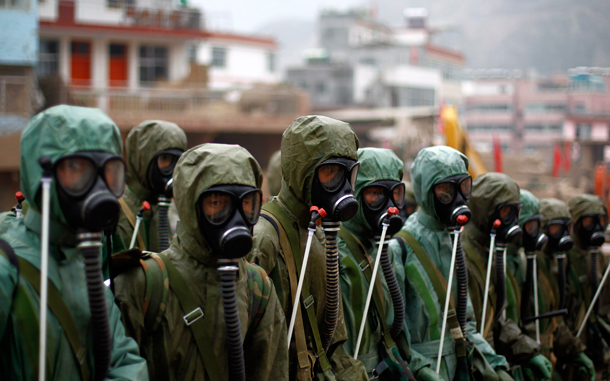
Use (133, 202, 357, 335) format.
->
(125, 120, 187, 201)
(568, 194, 607, 248)
(266, 150, 282, 198)
(172, 143, 263, 260)
(280, 115, 359, 206)
(411, 146, 469, 221)
(404, 181, 416, 204)
(20, 105, 122, 226)
(343, 147, 404, 239)
(540, 198, 570, 229)
(464, 172, 520, 242)
(519, 189, 540, 227)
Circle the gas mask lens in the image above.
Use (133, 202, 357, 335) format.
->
(547, 219, 571, 239)
(316, 160, 359, 192)
(524, 219, 540, 236)
(363, 182, 405, 210)
(55, 155, 125, 197)
(157, 153, 178, 176)
(201, 189, 262, 226)
(433, 175, 472, 204)
(434, 182, 456, 204)
(498, 204, 520, 224)
(581, 214, 608, 231)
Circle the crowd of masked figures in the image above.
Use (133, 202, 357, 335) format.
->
(2, 104, 610, 381)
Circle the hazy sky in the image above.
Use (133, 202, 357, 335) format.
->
(191, 0, 364, 33)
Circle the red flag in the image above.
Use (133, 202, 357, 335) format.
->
(564, 141, 571, 172)
(552, 143, 562, 178)
(493, 134, 503, 173)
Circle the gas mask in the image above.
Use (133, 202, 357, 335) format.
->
(521, 215, 548, 253)
(545, 218, 573, 252)
(575, 214, 607, 248)
(197, 184, 262, 259)
(311, 158, 360, 222)
(489, 203, 523, 245)
(399, 201, 417, 225)
(432, 174, 472, 227)
(149, 149, 183, 198)
(54, 151, 126, 231)
(361, 180, 405, 236)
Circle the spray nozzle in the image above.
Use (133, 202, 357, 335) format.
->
(309, 206, 327, 228)
(15, 191, 24, 217)
(387, 207, 399, 216)
(138, 201, 151, 218)
(15, 191, 24, 203)
(493, 219, 501, 228)
(457, 215, 469, 225)
(39, 155, 52, 173)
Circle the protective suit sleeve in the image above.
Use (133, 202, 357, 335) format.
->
(105, 286, 149, 380)
(114, 266, 147, 347)
(243, 281, 289, 380)
(465, 298, 510, 372)
(553, 319, 586, 361)
(416, 365, 443, 381)
(492, 317, 541, 364)
(0, 254, 18, 337)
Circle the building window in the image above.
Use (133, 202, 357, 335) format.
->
(316, 82, 326, 94)
(107, 0, 134, 7)
(466, 124, 512, 132)
(391, 86, 435, 107)
(467, 103, 512, 113)
(267, 52, 275, 73)
(0, 0, 29, 10)
(38, 39, 59, 77)
(576, 123, 592, 140)
(188, 45, 197, 63)
(139, 46, 168, 85)
(525, 103, 566, 113)
(211, 47, 226, 68)
(524, 124, 561, 133)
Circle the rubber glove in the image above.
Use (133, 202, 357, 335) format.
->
(496, 369, 515, 381)
(416, 366, 443, 381)
(526, 354, 552, 380)
(574, 352, 595, 381)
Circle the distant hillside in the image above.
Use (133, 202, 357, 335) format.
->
(257, 0, 610, 74)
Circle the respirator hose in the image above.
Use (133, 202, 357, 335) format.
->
(590, 248, 599, 314)
(556, 253, 567, 310)
(78, 231, 111, 381)
(452, 231, 468, 335)
(219, 263, 246, 381)
(158, 196, 171, 252)
(521, 254, 535, 321)
(321, 220, 340, 351)
(495, 245, 506, 320)
(379, 235, 405, 339)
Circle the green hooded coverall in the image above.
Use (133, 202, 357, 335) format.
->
(462, 173, 551, 381)
(536, 198, 593, 380)
(388, 146, 511, 381)
(404, 182, 417, 209)
(337, 147, 410, 376)
(115, 143, 288, 380)
(567, 194, 610, 372)
(116, 120, 187, 252)
(246, 115, 368, 381)
(0, 105, 148, 380)
(267, 150, 282, 199)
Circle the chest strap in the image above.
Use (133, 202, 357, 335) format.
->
(0, 238, 90, 381)
(261, 203, 332, 373)
(393, 231, 467, 358)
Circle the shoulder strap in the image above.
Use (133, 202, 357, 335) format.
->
(140, 252, 169, 333)
(119, 197, 146, 250)
(338, 225, 396, 350)
(393, 231, 467, 357)
(261, 204, 332, 373)
(0, 240, 91, 381)
(156, 252, 222, 381)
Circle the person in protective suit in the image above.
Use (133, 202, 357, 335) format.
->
(337, 147, 411, 379)
(116, 120, 187, 252)
(532, 198, 594, 381)
(0, 105, 148, 380)
(567, 194, 610, 374)
(462, 173, 552, 381)
(398, 181, 418, 225)
(115, 143, 288, 380)
(267, 149, 282, 199)
(247, 115, 368, 381)
(389, 146, 512, 381)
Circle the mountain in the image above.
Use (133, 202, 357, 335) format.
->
(256, 0, 610, 74)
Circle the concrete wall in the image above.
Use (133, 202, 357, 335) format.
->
(0, 0, 38, 66)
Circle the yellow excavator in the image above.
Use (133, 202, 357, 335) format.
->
(441, 105, 488, 178)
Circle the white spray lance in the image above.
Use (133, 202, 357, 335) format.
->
(287, 206, 326, 347)
(354, 207, 398, 359)
(38, 157, 53, 381)
(15, 191, 25, 218)
(576, 255, 610, 338)
(480, 219, 501, 335)
(526, 253, 541, 344)
(129, 201, 151, 250)
(436, 214, 469, 374)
